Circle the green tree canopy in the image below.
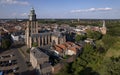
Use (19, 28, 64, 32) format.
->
(75, 34, 86, 42)
(32, 42, 38, 47)
(100, 57, 120, 75)
(79, 67, 99, 75)
(87, 30, 102, 40)
(71, 44, 96, 75)
(102, 35, 116, 50)
(1, 39, 11, 49)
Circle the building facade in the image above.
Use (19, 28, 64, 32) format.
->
(30, 47, 53, 75)
(25, 8, 66, 48)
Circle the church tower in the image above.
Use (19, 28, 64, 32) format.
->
(103, 20, 106, 28)
(100, 20, 107, 35)
(29, 8, 36, 21)
(26, 8, 38, 48)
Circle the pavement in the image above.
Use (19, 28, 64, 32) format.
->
(0, 43, 32, 75)
(13, 48, 28, 75)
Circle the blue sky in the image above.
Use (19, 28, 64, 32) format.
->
(0, 0, 120, 19)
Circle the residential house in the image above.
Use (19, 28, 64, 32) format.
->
(52, 42, 82, 56)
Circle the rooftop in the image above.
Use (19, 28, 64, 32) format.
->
(31, 32, 65, 38)
(31, 47, 49, 59)
(31, 32, 52, 38)
(53, 42, 81, 53)
(40, 63, 52, 69)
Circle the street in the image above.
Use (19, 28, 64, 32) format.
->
(13, 48, 28, 75)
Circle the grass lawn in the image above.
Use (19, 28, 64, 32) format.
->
(105, 38, 120, 58)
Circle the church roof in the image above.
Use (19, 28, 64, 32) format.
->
(31, 32, 52, 38)
(31, 47, 49, 59)
(31, 32, 65, 38)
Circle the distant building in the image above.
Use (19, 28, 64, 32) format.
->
(25, 8, 66, 48)
(75, 20, 107, 35)
(100, 20, 107, 34)
(11, 31, 25, 42)
(11, 34, 19, 41)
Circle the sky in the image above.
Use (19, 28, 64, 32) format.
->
(0, 0, 120, 19)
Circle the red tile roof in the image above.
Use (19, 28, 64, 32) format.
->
(54, 45, 63, 53)
(57, 44, 67, 50)
(69, 47, 77, 53)
(53, 41, 82, 54)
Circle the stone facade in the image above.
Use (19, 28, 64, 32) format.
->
(30, 47, 49, 68)
(30, 47, 53, 75)
(25, 8, 66, 48)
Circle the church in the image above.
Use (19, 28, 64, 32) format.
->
(100, 20, 107, 35)
(25, 8, 66, 48)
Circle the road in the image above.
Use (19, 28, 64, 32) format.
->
(13, 48, 28, 75)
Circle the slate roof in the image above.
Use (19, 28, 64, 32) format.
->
(31, 32, 65, 38)
(31, 47, 49, 59)
(40, 63, 52, 69)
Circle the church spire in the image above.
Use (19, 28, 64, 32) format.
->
(29, 7, 36, 21)
(103, 20, 106, 28)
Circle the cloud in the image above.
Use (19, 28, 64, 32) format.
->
(0, 0, 29, 5)
(21, 13, 27, 17)
(71, 7, 112, 13)
(12, 13, 17, 16)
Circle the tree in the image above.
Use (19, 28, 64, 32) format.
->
(71, 44, 96, 75)
(100, 57, 120, 75)
(81, 44, 97, 64)
(87, 30, 102, 40)
(83, 43, 94, 53)
(32, 42, 38, 47)
(26, 48, 30, 53)
(1, 39, 11, 49)
(56, 64, 72, 75)
(102, 35, 116, 50)
(72, 58, 86, 75)
(95, 40, 105, 53)
(75, 34, 86, 42)
(79, 67, 100, 75)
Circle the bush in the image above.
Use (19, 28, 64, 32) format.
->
(1, 39, 12, 49)
(75, 34, 86, 42)
(26, 48, 30, 53)
(32, 42, 38, 47)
